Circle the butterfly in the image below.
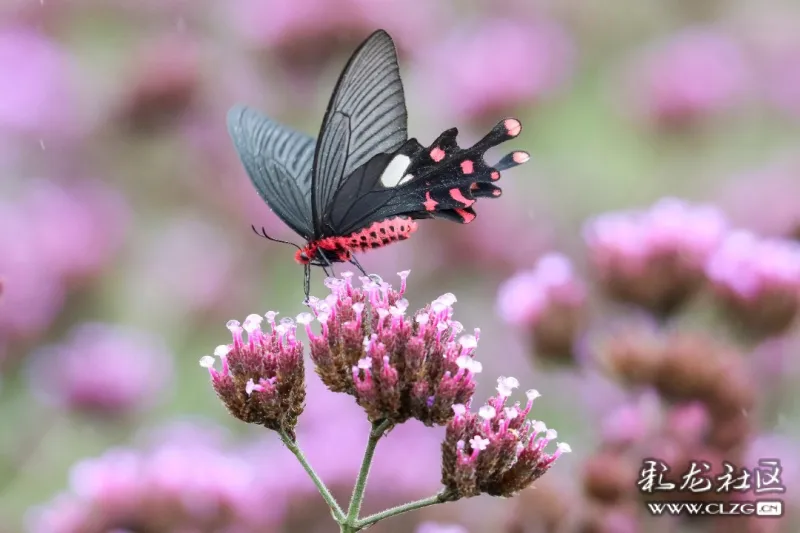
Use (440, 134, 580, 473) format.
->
(227, 29, 530, 300)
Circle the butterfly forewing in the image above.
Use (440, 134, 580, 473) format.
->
(312, 29, 408, 237)
(226, 105, 316, 239)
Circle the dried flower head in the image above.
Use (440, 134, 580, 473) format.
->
(441, 378, 570, 499)
(705, 230, 800, 339)
(302, 271, 482, 426)
(584, 198, 728, 317)
(200, 312, 305, 438)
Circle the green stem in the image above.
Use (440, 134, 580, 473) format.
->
(279, 430, 345, 522)
(345, 419, 393, 524)
(354, 490, 453, 529)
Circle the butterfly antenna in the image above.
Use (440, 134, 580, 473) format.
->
(251, 225, 303, 251)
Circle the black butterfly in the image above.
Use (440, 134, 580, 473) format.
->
(227, 29, 529, 299)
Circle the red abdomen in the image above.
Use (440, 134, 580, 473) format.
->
(297, 217, 418, 264)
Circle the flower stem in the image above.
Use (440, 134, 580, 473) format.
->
(345, 419, 393, 525)
(279, 430, 345, 522)
(354, 490, 453, 529)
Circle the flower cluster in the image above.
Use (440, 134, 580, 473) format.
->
(497, 252, 586, 361)
(201, 312, 305, 438)
(441, 377, 570, 499)
(302, 272, 482, 426)
(584, 198, 728, 317)
(705, 230, 800, 338)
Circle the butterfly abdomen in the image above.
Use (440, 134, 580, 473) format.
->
(303, 217, 419, 264)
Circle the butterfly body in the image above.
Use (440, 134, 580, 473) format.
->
(227, 29, 530, 297)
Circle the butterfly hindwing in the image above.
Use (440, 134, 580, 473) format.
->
(312, 29, 408, 237)
(226, 105, 316, 239)
(326, 117, 529, 235)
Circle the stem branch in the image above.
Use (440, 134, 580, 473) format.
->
(354, 490, 453, 529)
(279, 430, 345, 522)
(345, 419, 393, 524)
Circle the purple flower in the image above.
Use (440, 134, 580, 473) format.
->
(26, 323, 172, 415)
(302, 271, 482, 426)
(416, 522, 469, 533)
(26, 422, 281, 533)
(497, 252, 586, 358)
(0, 25, 78, 138)
(705, 230, 800, 337)
(584, 197, 728, 316)
(627, 28, 750, 129)
(441, 377, 570, 499)
(200, 312, 306, 438)
(419, 18, 574, 122)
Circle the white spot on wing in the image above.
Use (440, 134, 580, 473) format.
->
(398, 174, 414, 186)
(379, 155, 411, 188)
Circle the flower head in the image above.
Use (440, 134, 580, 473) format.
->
(584, 198, 728, 316)
(26, 323, 172, 415)
(441, 379, 569, 499)
(497, 252, 586, 360)
(304, 271, 481, 426)
(705, 230, 800, 338)
(628, 27, 750, 129)
(200, 312, 305, 438)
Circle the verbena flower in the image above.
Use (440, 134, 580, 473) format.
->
(627, 27, 750, 129)
(584, 197, 728, 317)
(200, 312, 305, 438)
(440, 377, 570, 499)
(705, 229, 800, 338)
(302, 271, 482, 426)
(26, 323, 172, 415)
(497, 252, 586, 360)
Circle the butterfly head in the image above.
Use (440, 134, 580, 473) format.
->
(295, 243, 317, 265)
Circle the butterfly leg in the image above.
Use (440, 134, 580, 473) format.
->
(303, 265, 311, 305)
(349, 255, 368, 276)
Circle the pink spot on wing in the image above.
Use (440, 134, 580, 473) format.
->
(490, 171, 500, 181)
(504, 118, 521, 137)
(423, 191, 438, 211)
(492, 189, 502, 196)
(430, 147, 445, 162)
(460, 160, 474, 174)
(512, 151, 530, 164)
(455, 208, 476, 223)
(449, 188, 475, 208)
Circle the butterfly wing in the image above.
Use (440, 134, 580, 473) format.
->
(311, 29, 408, 238)
(227, 105, 316, 239)
(326, 118, 530, 235)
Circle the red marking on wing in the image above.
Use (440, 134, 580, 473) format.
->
(492, 189, 502, 196)
(449, 188, 475, 207)
(430, 147, 445, 162)
(455, 208, 476, 223)
(460, 160, 474, 174)
(424, 191, 438, 211)
(512, 151, 530, 164)
(504, 118, 521, 137)
(490, 171, 500, 181)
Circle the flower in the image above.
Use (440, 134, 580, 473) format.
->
(705, 230, 800, 338)
(497, 252, 586, 360)
(26, 323, 172, 415)
(26, 422, 281, 533)
(627, 27, 750, 129)
(441, 379, 570, 499)
(200, 312, 305, 438)
(584, 198, 728, 317)
(303, 271, 482, 426)
(419, 17, 574, 123)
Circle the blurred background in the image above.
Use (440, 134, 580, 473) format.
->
(1, 0, 799, 532)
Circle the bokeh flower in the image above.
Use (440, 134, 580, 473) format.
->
(26, 323, 172, 416)
(26, 422, 280, 533)
(584, 197, 728, 317)
(303, 271, 482, 426)
(705, 230, 800, 339)
(627, 27, 750, 129)
(419, 18, 574, 124)
(416, 522, 469, 533)
(497, 252, 587, 361)
(200, 312, 305, 438)
(440, 377, 570, 499)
